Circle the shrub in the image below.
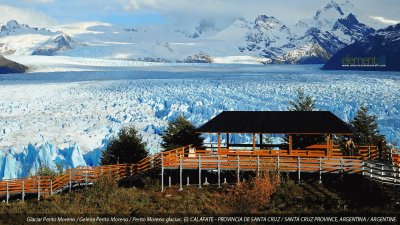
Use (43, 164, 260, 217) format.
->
(36, 165, 58, 177)
(228, 172, 281, 213)
(161, 115, 204, 151)
(101, 126, 148, 165)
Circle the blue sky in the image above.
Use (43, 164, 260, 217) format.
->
(0, 0, 399, 28)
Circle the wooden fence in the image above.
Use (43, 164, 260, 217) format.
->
(0, 146, 181, 204)
(0, 145, 399, 203)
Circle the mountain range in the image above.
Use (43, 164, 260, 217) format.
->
(323, 24, 400, 71)
(0, 1, 393, 65)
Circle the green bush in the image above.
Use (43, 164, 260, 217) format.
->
(161, 115, 204, 151)
(36, 165, 58, 177)
(101, 126, 148, 165)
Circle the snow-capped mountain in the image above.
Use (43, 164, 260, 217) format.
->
(0, 20, 73, 56)
(0, 1, 383, 64)
(323, 23, 400, 71)
(240, 15, 295, 58)
(284, 1, 375, 63)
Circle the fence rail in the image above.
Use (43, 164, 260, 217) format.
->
(1, 145, 399, 203)
(0, 146, 191, 203)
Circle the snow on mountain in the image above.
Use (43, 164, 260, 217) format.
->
(0, 20, 73, 56)
(323, 23, 400, 71)
(0, 1, 384, 64)
(241, 15, 295, 58)
(286, 1, 375, 63)
(212, 18, 250, 42)
(332, 14, 375, 44)
(1, 65, 400, 179)
(32, 33, 73, 55)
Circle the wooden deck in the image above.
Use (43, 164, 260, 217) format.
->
(161, 146, 380, 174)
(0, 145, 399, 203)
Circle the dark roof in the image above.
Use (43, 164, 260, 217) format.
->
(197, 111, 354, 134)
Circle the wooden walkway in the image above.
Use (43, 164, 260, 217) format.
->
(0, 145, 399, 203)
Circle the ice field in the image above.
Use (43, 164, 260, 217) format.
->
(1, 62, 400, 179)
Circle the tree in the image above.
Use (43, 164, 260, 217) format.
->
(348, 106, 390, 161)
(101, 126, 148, 165)
(36, 166, 58, 177)
(285, 89, 325, 149)
(288, 89, 316, 111)
(161, 115, 204, 151)
(350, 106, 385, 146)
(36, 162, 65, 177)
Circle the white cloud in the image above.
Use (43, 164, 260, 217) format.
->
(0, 5, 56, 27)
(24, 0, 54, 3)
(370, 16, 400, 25)
(117, 0, 331, 27)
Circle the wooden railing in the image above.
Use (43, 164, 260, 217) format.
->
(161, 146, 399, 187)
(363, 161, 400, 186)
(0, 146, 192, 204)
(0, 144, 397, 203)
(163, 153, 364, 174)
(201, 145, 379, 160)
(392, 150, 400, 166)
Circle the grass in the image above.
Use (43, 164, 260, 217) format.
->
(1, 173, 399, 217)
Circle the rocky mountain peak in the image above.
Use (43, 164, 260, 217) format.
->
(254, 15, 282, 29)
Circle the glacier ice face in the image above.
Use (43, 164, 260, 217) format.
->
(0, 64, 400, 179)
(0, 142, 89, 179)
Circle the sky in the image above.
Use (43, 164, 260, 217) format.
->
(0, 0, 399, 29)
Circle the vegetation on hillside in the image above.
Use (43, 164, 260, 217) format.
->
(0, 173, 397, 218)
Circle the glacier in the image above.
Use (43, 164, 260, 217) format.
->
(1, 63, 400, 179)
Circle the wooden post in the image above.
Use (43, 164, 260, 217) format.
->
(217, 133, 221, 153)
(362, 162, 365, 176)
(397, 167, 400, 186)
(277, 156, 280, 170)
(340, 158, 344, 179)
(257, 155, 260, 177)
(368, 146, 371, 159)
(217, 155, 221, 188)
(187, 176, 190, 186)
(326, 135, 331, 157)
(237, 155, 240, 183)
(319, 157, 322, 184)
(259, 134, 263, 149)
(69, 170, 72, 192)
(297, 156, 301, 183)
(22, 180, 25, 202)
(370, 163, 373, 179)
(85, 170, 88, 187)
(168, 176, 171, 187)
(289, 135, 293, 155)
(252, 133, 256, 151)
(37, 176, 41, 201)
(179, 155, 183, 191)
(50, 179, 53, 196)
(198, 155, 202, 189)
(226, 133, 230, 149)
(161, 154, 164, 192)
(6, 182, 9, 205)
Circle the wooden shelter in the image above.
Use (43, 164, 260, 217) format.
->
(197, 111, 354, 157)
